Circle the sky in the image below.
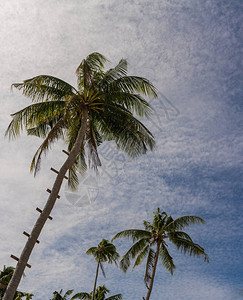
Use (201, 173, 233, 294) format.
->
(0, 0, 242, 299)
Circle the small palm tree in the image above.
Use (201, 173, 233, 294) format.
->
(0, 266, 33, 300)
(4, 52, 157, 299)
(112, 208, 209, 300)
(50, 289, 83, 300)
(86, 240, 119, 300)
(77, 285, 122, 300)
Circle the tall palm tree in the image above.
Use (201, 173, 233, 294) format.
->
(86, 240, 119, 300)
(112, 208, 209, 300)
(76, 285, 122, 300)
(4, 52, 157, 300)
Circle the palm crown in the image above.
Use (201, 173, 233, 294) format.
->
(6, 52, 157, 190)
(70, 285, 122, 300)
(112, 208, 209, 299)
(86, 240, 119, 300)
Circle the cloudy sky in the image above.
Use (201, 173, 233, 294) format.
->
(0, 0, 242, 299)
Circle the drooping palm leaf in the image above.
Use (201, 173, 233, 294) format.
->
(12, 75, 77, 102)
(165, 216, 206, 232)
(159, 244, 175, 275)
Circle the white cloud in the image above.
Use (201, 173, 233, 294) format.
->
(0, 0, 241, 299)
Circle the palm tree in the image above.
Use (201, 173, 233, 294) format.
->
(75, 285, 122, 300)
(86, 240, 119, 300)
(4, 52, 157, 300)
(0, 266, 33, 300)
(50, 289, 84, 300)
(112, 208, 209, 300)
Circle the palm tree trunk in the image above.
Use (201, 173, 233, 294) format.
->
(92, 259, 100, 300)
(3, 107, 89, 300)
(145, 242, 161, 300)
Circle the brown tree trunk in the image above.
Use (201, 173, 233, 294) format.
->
(3, 107, 88, 300)
(145, 242, 161, 300)
(92, 259, 100, 300)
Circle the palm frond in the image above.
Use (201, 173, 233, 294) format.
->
(86, 247, 97, 256)
(167, 231, 193, 242)
(143, 221, 154, 232)
(64, 290, 74, 298)
(95, 104, 155, 158)
(159, 244, 175, 275)
(144, 248, 155, 284)
(110, 76, 158, 98)
(112, 229, 151, 243)
(105, 92, 153, 118)
(133, 244, 150, 268)
(119, 238, 150, 272)
(67, 152, 87, 191)
(76, 53, 108, 91)
(86, 119, 102, 170)
(165, 216, 206, 232)
(30, 118, 65, 175)
(106, 294, 123, 300)
(70, 292, 90, 300)
(12, 75, 76, 102)
(85, 52, 108, 71)
(100, 59, 128, 87)
(170, 236, 209, 262)
(5, 101, 65, 140)
(100, 261, 106, 278)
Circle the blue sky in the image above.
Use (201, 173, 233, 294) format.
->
(0, 0, 242, 299)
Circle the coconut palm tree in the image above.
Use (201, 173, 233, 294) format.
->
(4, 52, 157, 300)
(112, 208, 209, 300)
(86, 240, 119, 300)
(0, 266, 33, 300)
(75, 285, 122, 300)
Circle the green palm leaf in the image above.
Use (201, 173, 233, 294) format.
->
(159, 244, 175, 275)
(110, 76, 158, 98)
(165, 216, 206, 232)
(5, 101, 65, 140)
(144, 248, 155, 284)
(12, 75, 76, 102)
(30, 118, 65, 175)
(112, 229, 151, 243)
(119, 238, 150, 272)
(169, 236, 209, 262)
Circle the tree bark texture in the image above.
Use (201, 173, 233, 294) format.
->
(145, 242, 161, 300)
(3, 108, 88, 300)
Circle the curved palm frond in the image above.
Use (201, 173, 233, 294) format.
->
(95, 104, 155, 158)
(105, 92, 153, 118)
(165, 216, 206, 232)
(110, 76, 158, 98)
(159, 244, 175, 275)
(70, 292, 90, 300)
(30, 118, 65, 175)
(106, 294, 123, 300)
(76, 53, 108, 91)
(119, 238, 150, 273)
(5, 101, 65, 140)
(112, 229, 151, 243)
(133, 244, 150, 269)
(144, 248, 155, 285)
(12, 75, 77, 102)
(99, 59, 128, 88)
(64, 290, 74, 299)
(169, 236, 209, 262)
